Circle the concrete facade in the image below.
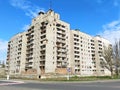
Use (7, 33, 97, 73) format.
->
(6, 32, 27, 75)
(6, 10, 111, 78)
(69, 30, 93, 76)
(91, 35, 111, 76)
(24, 10, 70, 77)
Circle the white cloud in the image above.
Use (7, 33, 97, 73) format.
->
(10, 0, 30, 9)
(98, 20, 120, 45)
(0, 39, 8, 61)
(9, 0, 45, 18)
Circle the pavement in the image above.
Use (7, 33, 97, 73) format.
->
(11, 78, 120, 83)
(0, 79, 24, 86)
(1, 78, 120, 83)
(1, 79, 120, 90)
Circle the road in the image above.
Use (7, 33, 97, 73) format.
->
(1, 80, 120, 90)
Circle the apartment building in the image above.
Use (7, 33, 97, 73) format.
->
(69, 30, 94, 76)
(6, 9, 111, 77)
(68, 31, 111, 76)
(6, 32, 27, 75)
(24, 9, 70, 77)
(91, 35, 111, 76)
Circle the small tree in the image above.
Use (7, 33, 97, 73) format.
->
(102, 45, 114, 78)
(2, 61, 5, 68)
(113, 39, 120, 77)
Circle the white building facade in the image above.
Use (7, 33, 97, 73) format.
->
(69, 30, 94, 76)
(6, 32, 27, 75)
(6, 10, 111, 78)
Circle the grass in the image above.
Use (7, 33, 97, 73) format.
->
(1, 75, 120, 82)
(40, 76, 113, 81)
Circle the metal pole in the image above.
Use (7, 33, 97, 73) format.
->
(67, 71, 70, 80)
(7, 75, 9, 80)
(67, 67, 70, 80)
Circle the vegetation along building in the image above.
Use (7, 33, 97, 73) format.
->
(6, 10, 112, 78)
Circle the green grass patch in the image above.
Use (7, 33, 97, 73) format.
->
(40, 76, 113, 81)
(1, 75, 120, 82)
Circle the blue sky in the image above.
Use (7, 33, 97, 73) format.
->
(0, 0, 120, 61)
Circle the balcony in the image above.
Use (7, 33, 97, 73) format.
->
(29, 64, 33, 67)
(40, 35, 46, 39)
(57, 30, 62, 33)
(40, 50, 45, 54)
(61, 62, 67, 67)
(61, 39, 66, 43)
(56, 39, 62, 43)
(57, 34, 62, 38)
(56, 44, 62, 48)
(26, 48, 33, 52)
(41, 21, 48, 26)
(25, 63, 33, 68)
(16, 59, 20, 62)
(57, 58, 62, 62)
(62, 34, 66, 37)
(57, 63, 62, 67)
(41, 30, 46, 34)
(61, 49, 67, 53)
(26, 51, 33, 56)
(39, 63, 45, 66)
(75, 63, 80, 66)
(91, 43, 95, 46)
(57, 26, 66, 31)
(62, 54, 66, 57)
(40, 48, 46, 51)
(57, 54, 61, 58)
(57, 49, 61, 52)
(57, 36, 65, 40)
(75, 57, 80, 59)
(98, 44, 102, 47)
(75, 67, 80, 69)
(91, 39, 94, 42)
(40, 59, 45, 61)
(40, 32, 46, 36)
(91, 47, 95, 49)
(29, 59, 33, 63)
(40, 26, 46, 30)
(27, 40, 34, 44)
(29, 38, 34, 42)
(27, 42, 34, 46)
(27, 45, 33, 49)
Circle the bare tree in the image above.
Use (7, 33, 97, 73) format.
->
(2, 60, 5, 68)
(113, 39, 120, 77)
(102, 45, 114, 78)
